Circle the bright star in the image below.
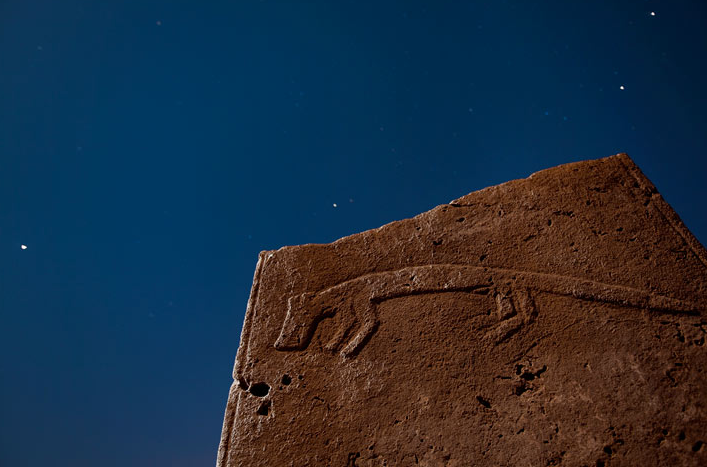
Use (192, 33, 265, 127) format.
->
(21, 245, 27, 250)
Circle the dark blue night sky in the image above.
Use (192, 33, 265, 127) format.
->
(1, 1, 706, 465)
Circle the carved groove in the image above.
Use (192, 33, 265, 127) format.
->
(274, 264, 702, 358)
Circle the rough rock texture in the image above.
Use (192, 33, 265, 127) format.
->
(217, 154, 707, 466)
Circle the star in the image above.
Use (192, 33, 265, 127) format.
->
(21, 245, 27, 250)
(333, 203, 338, 208)
(619, 85, 625, 90)
(650, 11, 656, 17)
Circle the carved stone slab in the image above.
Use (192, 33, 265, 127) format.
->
(217, 154, 707, 466)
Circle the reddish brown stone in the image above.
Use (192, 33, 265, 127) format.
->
(217, 154, 707, 466)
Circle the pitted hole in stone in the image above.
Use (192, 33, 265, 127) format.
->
(256, 400, 270, 416)
(514, 382, 528, 396)
(679, 431, 686, 441)
(346, 452, 360, 467)
(249, 382, 270, 398)
(603, 446, 612, 455)
(693, 441, 704, 452)
(237, 377, 249, 390)
(281, 374, 292, 385)
(476, 396, 491, 408)
(520, 365, 547, 381)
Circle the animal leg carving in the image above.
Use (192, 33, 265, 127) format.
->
(495, 287, 517, 320)
(274, 292, 329, 351)
(323, 302, 357, 353)
(340, 301, 378, 358)
(514, 287, 538, 324)
(485, 286, 536, 345)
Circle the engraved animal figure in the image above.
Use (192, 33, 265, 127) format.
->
(274, 265, 702, 358)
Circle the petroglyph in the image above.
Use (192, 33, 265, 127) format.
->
(219, 154, 707, 467)
(274, 264, 702, 357)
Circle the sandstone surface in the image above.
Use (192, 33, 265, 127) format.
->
(217, 154, 707, 466)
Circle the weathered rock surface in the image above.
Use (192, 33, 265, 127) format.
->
(217, 154, 707, 466)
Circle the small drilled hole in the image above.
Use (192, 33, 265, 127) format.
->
(282, 374, 292, 385)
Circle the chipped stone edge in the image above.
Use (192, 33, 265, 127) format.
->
(217, 251, 269, 467)
(269, 154, 623, 254)
(615, 153, 707, 269)
(268, 154, 705, 266)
